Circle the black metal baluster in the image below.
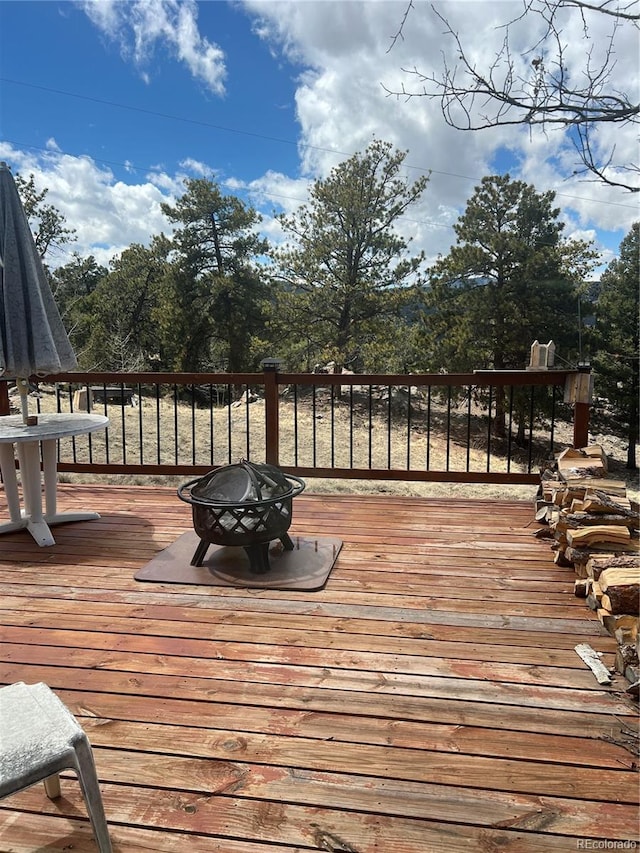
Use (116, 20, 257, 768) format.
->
(137, 383, 143, 465)
(466, 385, 472, 471)
(446, 385, 452, 471)
(293, 383, 299, 466)
(226, 384, 232, 464)
(507, 385, 514, 473)
(173, 384, 178, 466)
(368, 385, 373, 469)
(155, 384, 161, 465)
(528, 385, 535, 472)
(486, 385, 493, 472)
(312, 385, 317, 468)
(191, 385, 196, 466)
(387, 385, 392, 469)
(406, 385, 412, 470)
(245, 384, 251, 459)
(426, 385, 431, 470)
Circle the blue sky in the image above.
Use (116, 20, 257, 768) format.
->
(1, 0, 638, 274)
(1, 2, 303, 185)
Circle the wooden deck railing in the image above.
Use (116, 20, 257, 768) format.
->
(0, 368, 590, 485)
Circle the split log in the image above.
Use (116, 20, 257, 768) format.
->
(533, 526, 555, 540)
(601, 592, 639, 615)
(598, 567, 640, 615)
(585, 488, 640, 522)
(597, 609, 639, 643)
(587, 554, 640, 579)
(571, 560, 589, 578)
(615, 644, 639, 674)
(557, 446, 608, 478)
(563, 547, 590, 568)
(580, 445, 608, 460)
(552, 485, 630, 511)
(564, 545, 639, 569)
(552, 487, 578, 508)
(583, 489, 636, 517)
(586, 581, 603, 612)
(554, 548, 578, 568)
(599, 566, 640, 589)
(549, 516, 569, 536)
(566, 526, 631, 548)
(562, 512, 637, 529)
(562, 478, 627, 496)
(553, 531, 569, 549)
(562, 465, 609, 480)
(626, 679, 640, 696)
(621, 661, 639, 690)
(574, 578, 590, 597)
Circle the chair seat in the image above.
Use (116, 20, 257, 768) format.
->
(0, 681, 83, 795)
(0, 681, 113, 852)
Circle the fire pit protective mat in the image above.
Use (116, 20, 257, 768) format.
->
(134, 531, 342, 591)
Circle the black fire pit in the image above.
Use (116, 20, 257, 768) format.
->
(136, 460, 341, 591)
(177, 460, 305, 573)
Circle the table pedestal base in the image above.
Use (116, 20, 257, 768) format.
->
(0, 413, 109, 547)
(0, 439, 101, 547)
(0, 511, 102, 547)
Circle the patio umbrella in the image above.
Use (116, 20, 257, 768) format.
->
(0, 161, 77, 423)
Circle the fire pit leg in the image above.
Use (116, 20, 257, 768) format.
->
(190, 538, 210, 567)
(243, 542, 272, 574)
(280, 533, 294, 551)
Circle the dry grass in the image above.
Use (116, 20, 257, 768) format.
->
(19, 384, 640, 503)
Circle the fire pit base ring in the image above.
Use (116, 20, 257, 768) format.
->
(135, 530, 342, 591)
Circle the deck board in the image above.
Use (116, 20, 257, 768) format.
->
(0, 484, 638, 852)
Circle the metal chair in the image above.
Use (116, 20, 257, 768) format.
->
(0, 681, 113, 852)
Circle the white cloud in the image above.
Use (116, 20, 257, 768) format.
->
(229, 170, 310, 211)
(243, 0, 639, 261)
(179, 157, 211, 177)
(241, 1, 509, 261)
(5, 0, 637, 278)
(0, 141, 177, 268)
(224, 170, 313, 247)
(80, 0, 227, 94)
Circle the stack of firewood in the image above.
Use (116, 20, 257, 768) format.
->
(536, 445, 640, 693)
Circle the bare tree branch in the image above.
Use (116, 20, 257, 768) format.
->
(386, 0, 415, 53)
(384, 0, 639, 191)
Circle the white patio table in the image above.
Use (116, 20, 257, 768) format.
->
(0, 412, 109, 546)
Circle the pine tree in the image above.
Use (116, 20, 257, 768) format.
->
(274, 140, 428, 372)
(420, 174, 596, 437)
(592, 223, 639, 470)
(159, 178, 270, 372)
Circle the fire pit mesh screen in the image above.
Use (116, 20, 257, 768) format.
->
(190, 499, 292, 546)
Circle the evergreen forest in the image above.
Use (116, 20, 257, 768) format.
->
(20, 141, 639, 469)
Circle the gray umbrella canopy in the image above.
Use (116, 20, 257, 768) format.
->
(0, 162, 77, 422)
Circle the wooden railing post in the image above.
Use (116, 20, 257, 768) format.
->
(574, 402, 590, 449)
(572, 365, 592, 449)
(262, 360, 281, 467)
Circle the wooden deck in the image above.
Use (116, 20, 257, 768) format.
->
(0, 484, 638, 852)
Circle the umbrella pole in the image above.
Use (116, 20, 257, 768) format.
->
(18, 378, 30, 425)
